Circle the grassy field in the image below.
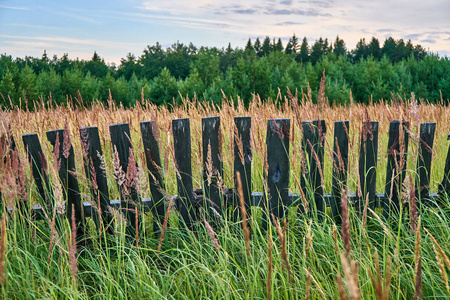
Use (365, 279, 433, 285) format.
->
(0, 93, 450, 299)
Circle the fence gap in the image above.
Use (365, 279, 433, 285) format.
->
(331, 120, 349, 223)
(233, 116, 252, 222)
(47, 129, 85, 241)
(79, 126, 112, 233)
(300, 120, 326, 221)
(383, 120, 409, 217)
(140, 120, 166, 235)
(172, 118, 196, 228)
(202, 116, 223, 226)
(109, 123, 139, 235)
(357, 121, 378, 215)
(415, 122, 435, 208)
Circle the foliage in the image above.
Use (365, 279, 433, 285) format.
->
(0, 35, 447, 109)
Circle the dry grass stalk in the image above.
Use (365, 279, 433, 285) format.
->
(432, 244, 449, 292)
(341, 191, 351, 259)
(409, 175, 418, 233)
(368, 208, 391, 238)
(157, 196, 175, 252)
(414, 259, 422, 299)
(340, 253, 360, 300)
(305, 266, 311, 300)
(304, 267, 326, 299)
(204, 219, 220, 252)
(414, 217, 421, 283)
(424, 227, 450, 270)
(0, 214, 6, 286)
(270, 214, 291, 283)
(336, 275, 348, 300)
(236, 171, 250, 257)
(63, 117, 72, 159)
(68, 204, 78, 283)
(333, 224, 339, 256)
(267, 229, 272, 300)
(362, 193, 369, 229)
(368, 251, 391, 300)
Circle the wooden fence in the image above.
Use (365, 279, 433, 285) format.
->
(1, 117, 450, 240)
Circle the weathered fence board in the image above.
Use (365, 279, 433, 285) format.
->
(233, 116, 252, 221)
(331, 121, 350, 223)
(357, 121, 378, 214)
(79, 126, 112, 233)
(263, 118, 290, 227)
(22, 134, 54, 209)
(202, 116, 223, 225)
(140, 121, 165, 234)
(109, 123, 139, 234)
(415, 122, 436, 208)
(47, 129, 85, 238)
(300, 120, 326, 221)
(383, 121, 409, 217)
(172, 118, 196, 228)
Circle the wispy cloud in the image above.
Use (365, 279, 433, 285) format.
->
(0, 4, 29, 10)
(0, 34, 137, 49)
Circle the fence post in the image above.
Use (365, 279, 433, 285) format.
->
(172, 118, 196, 228)
(415, 122, 435, 208)
(300, 120, 326, 221)
(22, 134, 54, 211)
(357, 121, 378, 214)
(331, 121, 350, 223)
(202, 116, 223, 226)
(109, 123, 139, 235)
(383, 121, 409, 217)
(80, 126, 112, 233)
(234, 116, 252, 222)
(263, 118, 290, 228)
(140, 120, 166, 235)
(47, 129, 85, 241)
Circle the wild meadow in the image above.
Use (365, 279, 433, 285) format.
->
(0, 91, 450, 299)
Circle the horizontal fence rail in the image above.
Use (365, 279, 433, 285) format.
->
(1, 117, 450, 242)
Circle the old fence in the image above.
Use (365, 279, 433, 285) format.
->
(1, 117, 450, 240)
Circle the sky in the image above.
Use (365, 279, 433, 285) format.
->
(1, 0, 449, 65)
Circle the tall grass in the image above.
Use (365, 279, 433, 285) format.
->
(0, 93, 450, 298)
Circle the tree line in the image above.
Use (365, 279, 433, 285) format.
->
(0, 35, 449, 108)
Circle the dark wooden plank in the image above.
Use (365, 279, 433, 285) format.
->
(331, 121, 350, 223)
(140, 120, 166, 234)
(234, 116, 252, 222)
(415, 122, 435, 208)
(357, 121, 378, 214)
(79, 126, 112, 233)
(22, 134, 54, 209)
(263, 118, 290, 228)
(202, 116, 223, 224)
(438, 133, 450, 198)
(172, 118, 196, 228)
(300, 120, 326, 221)
(383, 121, 409, 217)
(47, 129, 85, 239)
(109, 123, 139, 234)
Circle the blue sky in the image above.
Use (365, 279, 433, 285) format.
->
(1, 0, 449, 65)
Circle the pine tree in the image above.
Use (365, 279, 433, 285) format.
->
(333, 36, 346, 57)
(0, 69, 16, 107)
(297, 37, 309, 62)
(261, 36, 272, 56)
